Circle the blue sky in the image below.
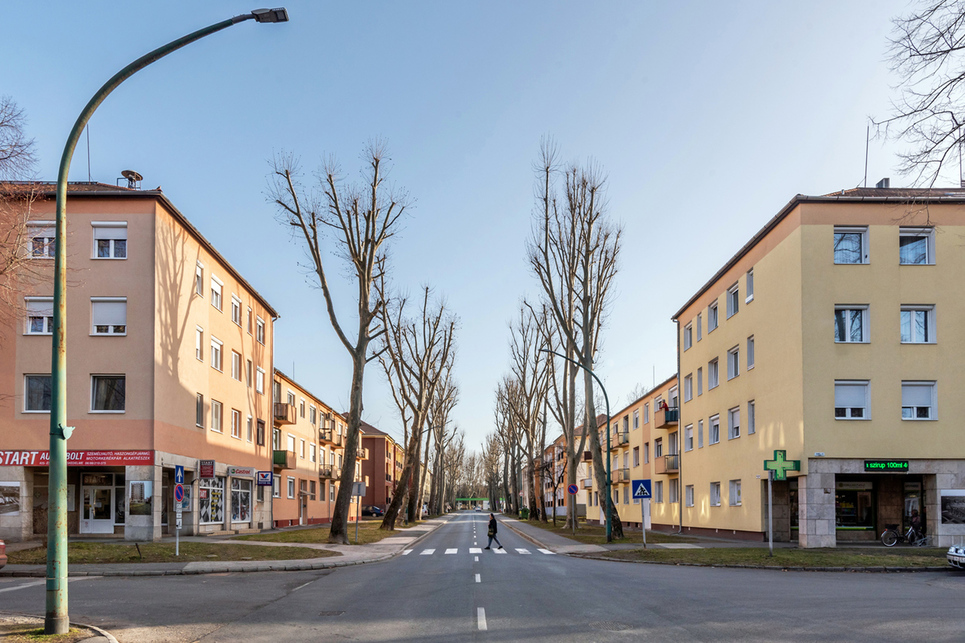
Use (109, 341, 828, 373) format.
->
(2, 1, 938, 449)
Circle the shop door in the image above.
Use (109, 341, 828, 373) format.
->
(81, 487, 114, 534)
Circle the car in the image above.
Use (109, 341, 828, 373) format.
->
(361, 505, 384, 517)
(0, 539, 6, 570)
(474, 506, 481, 512)
(948, 544, 965, 569)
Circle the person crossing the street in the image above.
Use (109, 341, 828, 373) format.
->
(485, 513, 503, 550)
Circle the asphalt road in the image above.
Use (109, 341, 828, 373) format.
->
(2, 512, 965, 642)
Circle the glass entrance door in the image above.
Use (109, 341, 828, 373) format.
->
(81, 487, 114, 534)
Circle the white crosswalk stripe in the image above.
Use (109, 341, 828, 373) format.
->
(420, 549, 435, 555)
(445, 548, 458, 554)
(469, 547, 482, 554)
(516, 548, 531, 555)
(402, 549, 413, 555)
(537, 549, 555, 555)
(494, 548, 507, 554)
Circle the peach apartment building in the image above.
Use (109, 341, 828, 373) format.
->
(0, 182, 276, 542)
(359, 421, 404, 511)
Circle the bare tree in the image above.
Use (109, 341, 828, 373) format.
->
(875, 0, 965, 186)
(427, 372, 458, 514)
(0, 97, 37, 181)
(268, 143, 406, 543)
(528, 139, 624, 539)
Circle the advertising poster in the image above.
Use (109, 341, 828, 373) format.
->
(0, 482, 21, 515)
(941, 491, 965, 524)
(129, 480, 153, 516)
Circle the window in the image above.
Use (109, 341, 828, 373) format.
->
(288, 434, 296, 454)
(834, 226, 869, 264)
(748, 400, 756, 435)
(196, 393, 204, 427)
(696, 313, 702, 341)
(25, 297, 53, 334)
(654, 481, 664, 503)
(728, 406, 740, 440)
(24, 375, 51, 412)
(697, 367, 703, 396)
(272, 428, 281, 450)
(210, 277, 223, 311)
(310, 480, 317, 500)
(623, 487, 629, 504)
(310, 406, 317, 425)
(272, 477, 280, 498)
(210, 338, 223, 371)
(311, 444, 316, 463)
(834, 380, 869, 419)
(247, 416, 253, 442)
(669, 479, 679, 504)
(708, 358, 719, 389)
(231, 295, 242, 325)
(710, 482, 721, 507)
(28, 222, 55, 258)
(685, 485, 694, 508)
(246, 359, 253, 387)
(632, 409, 639, 430)
(92, 222, 127, 259)
(902, 381, 936, 420)
(727, 283, 739, 318)
(287, 477, 295, 499)
(747, 336, 755, 369)
(643, 442, 649, 464)
(211, 400, 223, 432)
(683, 323, 693, 350)
(330, 484, 336, 501)
(644, 403, 649, 424)
(287, 391, 295, 406)
(255, 367, 265, 394)
(684, 424, 694, 451)
(195, 327, 203, 361)
(708, 301, 719, 331)
(684, 374, 693, 402)
(89, 297, 127, 336)
(834, 306, 869, 343)
(199, 477, 224, 524)
(91, 375, 125, 412)
(632, 446, 640, 467)
(247, 307, 253, 334)
(727, 346, 740, 380)
(746, 268, 754, 302)
(729, 480, 742, 506)
(900, 306, 935, 344)
(899, 227, 934, 265)
(231, 479, 252, 523)
(300, 439, 306, 459)
(709, 415, 720, 444)
(257, 420, 266, 446)
(195, 263, 204, 296)
(300, 400, 306, 418)
(231, 409, 241, 439)
(256, 317, 266, 344)
(231, 351, 241, 381)
(698, 420, 704, 448)
(654, 438, 663, 458)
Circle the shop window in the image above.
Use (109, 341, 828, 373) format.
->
(199, 477, 225, 524)
(231, 479, 252, 523)
(835, 480, 874, 530)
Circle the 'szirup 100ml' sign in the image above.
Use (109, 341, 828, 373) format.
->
(864, 460, 909, 472)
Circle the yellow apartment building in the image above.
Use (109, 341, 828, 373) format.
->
(673, 185, 965, 547)
(0, 182, 276, 541)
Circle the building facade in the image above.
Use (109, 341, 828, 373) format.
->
(359, 422, 404, 511)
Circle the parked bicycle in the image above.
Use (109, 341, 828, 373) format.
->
(881, 523, 926, 547)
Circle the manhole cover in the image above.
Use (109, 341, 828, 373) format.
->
(590, 621, 631, 632)
(319, 611, 345, 617)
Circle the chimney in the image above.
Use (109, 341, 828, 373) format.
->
(875, 177, 890, 189)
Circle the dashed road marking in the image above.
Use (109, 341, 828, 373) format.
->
(477, 607, 488, 631)
(475, 573, 481, 583)
(474, 556, 479, 562)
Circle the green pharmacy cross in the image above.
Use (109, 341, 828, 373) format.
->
(764, 450, 800, 481)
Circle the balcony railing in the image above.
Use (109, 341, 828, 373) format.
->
(319, 466, 338, 480)
(332, 433, 343, 447)
(319, 428, 333, 444)
(357, 447, 369, 460)
(582, 478, 593, 488)
(655, 406, 679, 428)
(610, 432, 629, 449)
(611, 467, 630, 482)
(654, 453, 680, 475)
(273, 403, 297, 425)
(273, 450, 296, 470)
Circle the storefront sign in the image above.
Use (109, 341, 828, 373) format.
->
(0, 450, 153, 467)
(227, 466, 255, 477)
(199, 460, 216, 479)
(257, 471, 273, 486)
(864, 460, 909, 473)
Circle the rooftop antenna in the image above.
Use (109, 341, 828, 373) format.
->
(863, 123, 870, 188)
(120, 169, 142, 189)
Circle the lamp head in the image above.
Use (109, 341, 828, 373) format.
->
(251, 7, 289, 22)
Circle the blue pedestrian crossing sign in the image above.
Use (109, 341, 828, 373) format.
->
(174, 465, 184, 485)
(632, 479, 652, 499)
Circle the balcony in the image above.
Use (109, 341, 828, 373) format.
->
(357, 447, 370, 461)
(610, 432, 629, 449)
(395, 459, 403, 469)
(273, 403, 296, 425)
(655, 406, 679, 428)
(654, 453, 680, 475)
(319, 466, 338, 480)
(319, 428, 333, 444)
(385, 472, 392, 482)
(273, 450, 295, 470)
(330, 433, 343, 447)
(582, 451, 593, 462)
(582, 478, 593, 488)
(610, 467, 630, 483)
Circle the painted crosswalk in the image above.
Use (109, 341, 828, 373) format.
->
(401, 547, 553, 556)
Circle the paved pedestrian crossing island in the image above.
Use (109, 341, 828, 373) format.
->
(402, 547, 555, 556)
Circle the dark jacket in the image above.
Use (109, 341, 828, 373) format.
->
(488, 516, 497, 536)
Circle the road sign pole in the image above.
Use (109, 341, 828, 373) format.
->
(641, 498, 647, 549)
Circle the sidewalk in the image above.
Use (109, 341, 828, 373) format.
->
(0, 517, 450, 578)
(0, 613, 117, 642)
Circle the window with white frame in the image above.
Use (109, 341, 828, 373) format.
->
(669, 479, 679, 504)
(92, 222, 127, 259)
(685, 484, 694, 507)
(696, 312, 702, 341)
(195, 327, 203, 361)
(91, 298, 126, 335)
(727, 346, 740, 380)
(211, 400, 223, 432)
(247, 307, 253, 334)
(310, 444, 316, 462)
(24, 374, 51, 412)
(300, 400, 306, 418)
(231, 351, 241, 380)
(708, 301, 719, 331)
(272, 476, 280, 498)
(709, 414, 720, 444)
(210, 337, 223, 371)
(255, 367, 265, 394)
(748, 400, 756, 435)
(246, 360, 253, 387)
(633, 446, 640, 466)
(697, 367, 703, 396)
(287, 434, 296, 454)
(698, 420, 704, 448)
(256, 317, 266, 344)
(272, 428, 281, 450)
(210, 277, 223, 311)
(28, 222, 55, 258)
(729, 479, 742, 506)
(684, 424, 694, 451)
(91, 375, 125, 412)
(728, 406, 740, 440)
(708, 358, 719, 389)
(287, 391, 295, 406)
(300, 439, 306, 459)
(727, 283, 739, 318)
(643, 442, 649, 464)
(310, 406, 317, 425)
(231, 295, 242, 325)
(25, 297, 53, 334)
(834, 306, 869, 343)
(710, 482, 721, 507)
(632, 409, 639, 429)
(746, 268, 754, 302)
(901, 381, 936, 420)
(196, 393, 204, 427)
(834, 226, 869, 264)
(287, 477, 295, 499)
(195, 263, 204, 296)
(835, 380, 870, 419)
(747, 336, 755, 369)
(231, 408, 241, 439)
(683, 323, 693, 350)
(644, 403, 649, 424)
(684, 374, 693, 401)
(246, 415, 253, 442)
(654, 480, 664, 503)
(899, 227, 934, 265)
(900, 305, 935, 344)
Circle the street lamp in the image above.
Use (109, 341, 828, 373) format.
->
(539, 350, 613, 542)
(45, 9, 288, 634)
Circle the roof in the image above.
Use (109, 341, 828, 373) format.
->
(671, 186, 965, 321)
(4, 181, 279, 318)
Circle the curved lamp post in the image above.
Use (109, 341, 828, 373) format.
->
(539, 350, 612, 542)
(46, 8, 288, 634)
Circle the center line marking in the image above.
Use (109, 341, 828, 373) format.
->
(474, 555, 479, 562)
(475, 573, 481, 583)
(477, 607, 488, 631)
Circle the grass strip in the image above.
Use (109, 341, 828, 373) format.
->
(7, 541, 338, 565)
(234, 519, 424, 545)
(595, 546, 948, 568)
(521, 518, 696, 545)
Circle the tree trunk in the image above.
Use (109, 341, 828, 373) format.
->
(330, 352, 366, 543)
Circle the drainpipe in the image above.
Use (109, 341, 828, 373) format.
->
(675, 318, 683, 535)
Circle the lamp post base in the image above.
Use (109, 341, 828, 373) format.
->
(45, 615, 69, 635)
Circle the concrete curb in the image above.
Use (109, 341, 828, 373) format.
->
(566, 552, 955, 573)
(0, 612, 119, 643)
(0, 517, 452, 579)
